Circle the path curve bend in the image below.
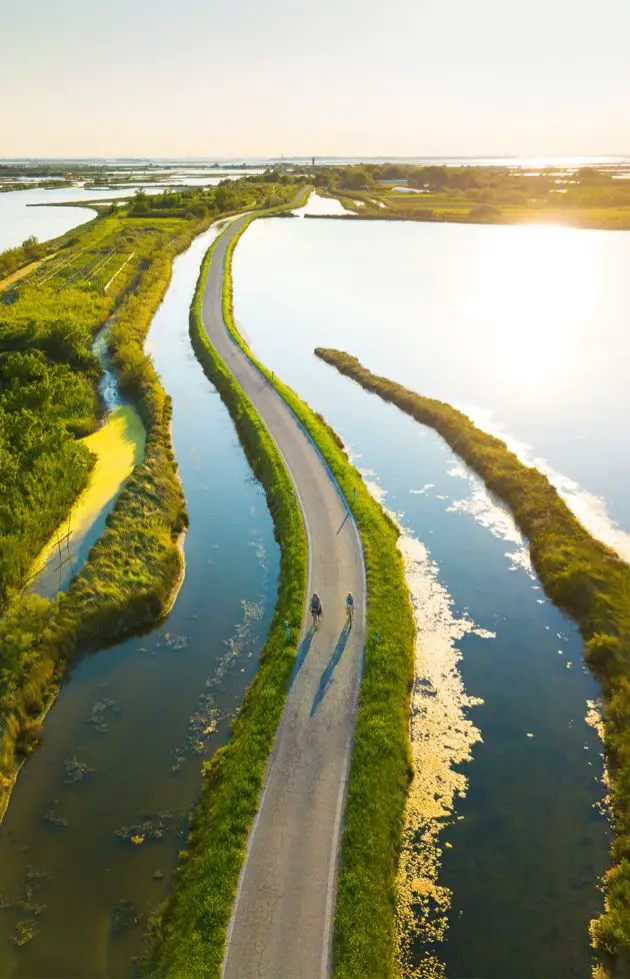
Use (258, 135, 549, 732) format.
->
(201, 212, 366, 979)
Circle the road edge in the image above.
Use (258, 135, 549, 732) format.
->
(217, 208, 416, 977)
(146, 207, 308, 979)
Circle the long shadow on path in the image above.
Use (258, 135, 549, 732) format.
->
(310, 625, 351, 716)
(337, 512, 350, 536)
(290, 627, 316, 686)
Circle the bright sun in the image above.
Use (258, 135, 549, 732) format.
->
(464, 225, 601, 387)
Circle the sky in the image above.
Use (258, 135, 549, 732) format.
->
(1, 0, 628, 158)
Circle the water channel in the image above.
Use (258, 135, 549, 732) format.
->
(0, 225, 279, 976)
(0, 197, 619, 975)
(231, 211, 613, 976)
(31, 324, 145, 600)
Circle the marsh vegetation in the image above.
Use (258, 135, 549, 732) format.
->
(316, 348, 630, 970)
(149, 208, 416, 978)
(316, 162, 630, 229)
(0, 175, 300, 820)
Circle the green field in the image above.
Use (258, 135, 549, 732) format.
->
(319, 163, 630, 230)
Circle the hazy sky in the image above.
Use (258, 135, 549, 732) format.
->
(2, 0, 628, 158)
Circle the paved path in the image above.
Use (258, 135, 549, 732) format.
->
(201, 210, 365, 979)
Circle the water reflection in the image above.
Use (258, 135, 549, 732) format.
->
(231, 223, 611, 977)
(0, 189, 97, 253)
(295, 192, 350, 216)
(31, 323, 144, 599)
(462, 225, 599, 387)
(232, 216, 630, 540)
(0, 226, 280, 976)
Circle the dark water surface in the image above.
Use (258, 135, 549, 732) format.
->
(232, 212, 611, 976)
(0, 226, 279, 976)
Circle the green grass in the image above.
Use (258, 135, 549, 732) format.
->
(0, 212, 196, 611)
(322, 181, 630, 230)
(0, 216, 198, 815)
(315, 348, 630, 974)
(149, 201, 415, 978)
(0, 180, 302, 820)
(315, 163, 630, 231)
(223, 215, 416, 976)
(146, 218, 307, 978)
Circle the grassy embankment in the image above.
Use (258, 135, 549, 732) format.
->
(149, 206, 415, 978)
(316, 348, 630, 972)
(147, 215, 307, 977)
(0, 179, 299, 818)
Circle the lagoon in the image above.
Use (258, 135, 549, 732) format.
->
(0, 197, 619, 975)
(232, 209, 613, 975)
(235, 216, 630, 556)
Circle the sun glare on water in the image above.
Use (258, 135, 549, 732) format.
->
(464, 225, 601, 388)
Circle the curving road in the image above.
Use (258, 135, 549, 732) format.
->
(201, 208, 366, 978)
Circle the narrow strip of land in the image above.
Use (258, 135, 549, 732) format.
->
(202, 215, 366, 978)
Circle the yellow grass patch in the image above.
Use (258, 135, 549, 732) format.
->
(30, 405, 145, 583)
(0, 253, 57, 292)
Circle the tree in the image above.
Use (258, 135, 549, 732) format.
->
(408, 166, 449, 190)
(343, 168, 372, 190)
(215, 186, 236, 211)
(380, 164, 406, 180)
(130, 188, 148, 214)
(21, 236, 42, 261)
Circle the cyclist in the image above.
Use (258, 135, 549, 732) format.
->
(345, 591, 354, 624)
(310, 592, 322, 628)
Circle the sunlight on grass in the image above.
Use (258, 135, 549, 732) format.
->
(0, 254, 56, 292)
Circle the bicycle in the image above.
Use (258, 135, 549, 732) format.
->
(310, 593, 322, 630)
(346, 596, 354, 626)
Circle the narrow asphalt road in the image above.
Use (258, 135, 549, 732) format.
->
(201, 207, 366, 979)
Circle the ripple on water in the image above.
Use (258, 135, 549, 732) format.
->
(361, 473, 489, 978)
(464, 405, 630, 565)
(445, 460, 534, 577)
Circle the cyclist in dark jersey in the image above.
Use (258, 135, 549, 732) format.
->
(310, 592, 322, 627)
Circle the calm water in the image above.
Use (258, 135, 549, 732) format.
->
(232, 210, 611, 976)
(0, 226, 279, 976)
(0, 189, 97, 254)
(235, 216, 630, 558)
(0, 186, 171, 254)
(0, 197, 617, 975)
